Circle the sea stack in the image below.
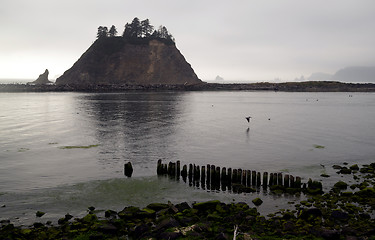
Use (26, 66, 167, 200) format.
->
(56, 37, 202, 86)
(29, 69, 52, 85)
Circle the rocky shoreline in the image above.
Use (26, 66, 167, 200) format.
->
(1, 162, 374, 239)
(1, 81, 375, 92)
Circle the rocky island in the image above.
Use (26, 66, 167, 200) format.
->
(56, 18, 202, 87)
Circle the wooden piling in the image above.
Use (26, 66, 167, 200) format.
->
(227, 168, 232, 184)
(269, 173, 274, 186)
(168, 162, 173, 176)
(124, 162, 133, 177)
(242, 170, 247, 186)
(196, 165, 200, 182)
(188, 164, 193, 183)
(233, 169, 238, 184)
(278, 173, 283, 186)
(211, 165, 216, 190)
(201, 166, 206, 182)
(215, 166, 220, 182)
(211, 165, 216, 184)
(215, 166, 220, 190)
(176, 161, 181, 178)
(295, 176, 301, 188)
(181, 165, 187, 181)
(206, 164, 211, 186)
(246, 170, 251, 186)
(263, 172, 268, 189)
(163, 164, 168, 175)
(238, 169, 242, 184)
(284, 174, 290, 188)
(157, 159, 162, 175)
(290, 175, 295, 188)
(257, 172, 261, 187)
(221, 167, 227, 184)
(252, 171, 256, 186)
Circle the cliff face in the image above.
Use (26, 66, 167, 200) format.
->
(56, 37, 202, 85)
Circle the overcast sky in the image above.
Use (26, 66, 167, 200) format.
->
(1, 0, 375, 82)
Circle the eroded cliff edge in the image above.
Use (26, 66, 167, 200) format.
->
(56, 37, 202, 86)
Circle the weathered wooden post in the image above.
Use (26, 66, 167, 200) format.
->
(263, 172, 268, 189)
(168, 162, 172, 176)
(201, 166, 206, 189)
(176, 161, 181, 179)
(210, 165, 216, 185)
(188, 164, 193, 185)
(290, 175, 295, 188)
(169, 162, 176, 178)
(227, 168, 232, 184)
(246, 170, 251, 186)
(195, 165, 200, 182)
(210, 165, 216, 190)
(221, 167, 227, 185)
(215, 166, 220, 190)
(157, 159, 162, 175)
(124, 162, 133, 177)
(181, 165, 187, 182)
(278, 173, 283, 186)
(252, 171, 256, 186)
(232, 169, 238, 184)
(242, 170, 247, 186)
(273, 173, 278, 185)
(295, 176, 301, 188)
(238, 169, 242, 184)
(206, 164, 211, 187)
(284, 174, 290, 188)
(269, 173, 274, 186)
(257, 172, 261, 187)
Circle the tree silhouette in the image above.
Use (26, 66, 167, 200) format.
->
(119, 17, 175, 44)
(108, 25, 117, 37)
(123, 17, 142, 39)
(97, 26, 108, 38)
(141, 19, 153, 37)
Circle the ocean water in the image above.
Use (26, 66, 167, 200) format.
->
(1, 91, 375, 225)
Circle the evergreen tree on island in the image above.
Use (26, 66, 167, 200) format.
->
(94, 17, 175, 44)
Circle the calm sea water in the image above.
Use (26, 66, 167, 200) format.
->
(1, 91, 375, 225)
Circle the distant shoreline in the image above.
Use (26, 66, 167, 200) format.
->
(1, 81, 375, 92)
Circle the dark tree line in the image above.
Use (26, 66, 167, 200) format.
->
(96, 17, 175, 44)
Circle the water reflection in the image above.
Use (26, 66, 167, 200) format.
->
(78, 92, 187, 176)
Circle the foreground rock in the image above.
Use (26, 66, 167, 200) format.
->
(55, 37, 202, 86)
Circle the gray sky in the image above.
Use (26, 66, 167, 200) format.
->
(1, 0, 375, 82)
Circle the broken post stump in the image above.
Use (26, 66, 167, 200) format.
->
(124, 162, 133, 177)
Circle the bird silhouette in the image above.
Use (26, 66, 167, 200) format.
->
(245, 116, 252, 123)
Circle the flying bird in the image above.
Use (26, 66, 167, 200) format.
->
(245, 116, 252, 123)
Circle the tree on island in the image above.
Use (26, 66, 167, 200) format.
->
(141, 19, 154, 37)
(96, 17, 175, 44)
(97, 26, 108, 38)
(122, 17, 175, 44)
(108, 25, 117, 37)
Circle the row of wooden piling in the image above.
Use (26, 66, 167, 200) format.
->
(157, 159, 303, 190)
